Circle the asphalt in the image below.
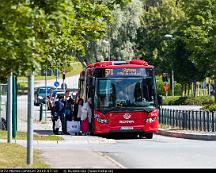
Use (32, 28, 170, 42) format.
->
(1, 116, 216, 168)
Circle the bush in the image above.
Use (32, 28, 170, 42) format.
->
(163, 96, 215, 105)
(202, 103, 216, 112)
(162, 96, 181, 105)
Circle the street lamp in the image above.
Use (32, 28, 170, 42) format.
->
(164, 34, 175, 96)
(102, 40, 110, 61)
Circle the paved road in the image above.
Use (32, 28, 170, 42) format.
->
(10, 133, 216, 168)
(102, 135, 216, 168)
(34, 74, 80, 89)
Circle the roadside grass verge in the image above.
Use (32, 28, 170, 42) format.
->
(0, 143, 49, 168)
(159, 124, 172, 129)
(18, 62, 83, 82)
(0, 131, 64, 141)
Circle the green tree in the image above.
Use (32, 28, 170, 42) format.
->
(0, 0, 112, 78)
(180, 0, 216, 100)
(0, 1, 39, 79)
(96, 0, 144, 61)
(137, 0, 184, 66)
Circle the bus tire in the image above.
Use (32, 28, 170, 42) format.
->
(145, 133, 153, 139)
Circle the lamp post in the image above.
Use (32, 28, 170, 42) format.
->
(164, 34, 175, 96)
(102, 40, 110, 61)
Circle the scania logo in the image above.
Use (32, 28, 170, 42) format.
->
(123, 113, 131, 119)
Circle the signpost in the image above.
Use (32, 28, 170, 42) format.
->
(62, 71, 66, 91)
(54, 81, 59, 88)
(163, 83, 169, 96)
(162, 73, 169, 96)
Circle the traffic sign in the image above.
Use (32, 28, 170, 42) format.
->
(163, 83, 169, 92)
(54, 68, 59, 77)
(54, 81, 59, 87)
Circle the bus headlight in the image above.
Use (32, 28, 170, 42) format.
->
(145, 109, 158, 123)
(146, 116, 157, 123)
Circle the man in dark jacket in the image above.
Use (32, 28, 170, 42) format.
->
(52, 95, 65, 135)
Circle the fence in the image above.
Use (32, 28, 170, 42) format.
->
(159, 108, 216, 132)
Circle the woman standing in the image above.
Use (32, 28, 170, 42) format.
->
(63, 89, 74, 134)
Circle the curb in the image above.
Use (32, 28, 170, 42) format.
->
(157, 129, 216, 141)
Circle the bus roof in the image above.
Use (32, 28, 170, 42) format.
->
(91, 60, 154, 69)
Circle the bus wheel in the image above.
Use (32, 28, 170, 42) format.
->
(145, 133, 153, 139)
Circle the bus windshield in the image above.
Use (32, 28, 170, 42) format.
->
(94, 77, 156, 113)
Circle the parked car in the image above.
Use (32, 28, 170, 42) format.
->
(47, 89, 65, 110)
(54, 91, 65, 102)
(67, 88, 78, 99)
(34, 86, 55, 106)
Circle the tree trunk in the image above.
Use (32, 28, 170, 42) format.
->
(181, 83, 184, 97)
(193, 81, 197, 97)
(184, 84, 187, 96)
(187, 82, 190, 96)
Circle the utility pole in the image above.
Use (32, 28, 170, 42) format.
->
(45, 65, 47, 122)
(27, 72, 34, 165)
(7, 73, 13, 143)
(171, 69, 174, 96)
(12, 75, 17, 139)
(164, 34, 175, 96)
(27, 0, 35, 165)
(62, 71, 66, 91)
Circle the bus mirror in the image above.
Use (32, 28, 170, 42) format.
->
(157, 95, 163, 105)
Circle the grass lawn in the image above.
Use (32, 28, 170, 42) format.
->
(0, 143, 49, 168)
(18, 62, 83, 82)
(0, 130, 64, 168)
(0, 131, 64, 141)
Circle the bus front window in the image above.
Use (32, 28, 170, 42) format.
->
(94, 77, 156, 113)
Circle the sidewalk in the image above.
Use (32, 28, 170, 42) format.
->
(9, 114, 120, 168)
(157, 128, 216, 141)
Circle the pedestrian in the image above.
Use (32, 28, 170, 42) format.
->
(63, 89, 74, 134)
(81, 97, 93, 135)
(73, 98, 84, 135)
(52, 95, 65, 135)
(73, 98, 84, 121)
(48, 89, 55, 112)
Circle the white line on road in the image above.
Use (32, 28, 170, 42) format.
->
(95, 151, 126, 169)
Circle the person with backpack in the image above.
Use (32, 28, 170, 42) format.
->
(52, 95, 65, 135)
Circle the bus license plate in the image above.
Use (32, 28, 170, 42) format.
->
(120, 126, 134, 130)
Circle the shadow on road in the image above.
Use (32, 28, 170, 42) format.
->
(99, 133, 146, 140)
(34, 130, 54, 136)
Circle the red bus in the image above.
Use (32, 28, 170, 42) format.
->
(78, 60, 161, 139)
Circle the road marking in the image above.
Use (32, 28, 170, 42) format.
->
(95, 151, 126, 169)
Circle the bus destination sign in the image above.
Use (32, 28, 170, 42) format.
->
(105, 68, 151, 77)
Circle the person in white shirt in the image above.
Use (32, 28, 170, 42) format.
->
(81, 98, 93, 134)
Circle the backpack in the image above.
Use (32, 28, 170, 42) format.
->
(54, 100, 65, 116)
